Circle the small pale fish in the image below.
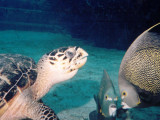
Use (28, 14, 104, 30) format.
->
(94, 70, 118, 120)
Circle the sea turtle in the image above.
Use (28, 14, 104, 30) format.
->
(0, 46, 88, 120)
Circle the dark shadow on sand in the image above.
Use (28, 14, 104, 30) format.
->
(42, 79, 99, 114)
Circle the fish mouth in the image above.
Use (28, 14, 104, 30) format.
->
(121, 102, 131, 109)
(109, 104, 117, 117)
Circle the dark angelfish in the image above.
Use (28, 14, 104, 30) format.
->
(118, 23, 160, 109)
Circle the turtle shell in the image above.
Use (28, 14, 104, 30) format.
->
(0, 54, 37, 115)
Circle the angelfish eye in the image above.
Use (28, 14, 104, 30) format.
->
(105, 95, 108, 100)
(122, 91, 127, 96)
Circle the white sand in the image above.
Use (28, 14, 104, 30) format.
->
(0, 30, 159, 120)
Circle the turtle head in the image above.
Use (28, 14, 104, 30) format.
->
(37, 46, 88, 84)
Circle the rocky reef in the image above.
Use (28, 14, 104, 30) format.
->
(0, 0, 159, 49)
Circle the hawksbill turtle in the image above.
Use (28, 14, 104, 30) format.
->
(0, 46, 88, 120)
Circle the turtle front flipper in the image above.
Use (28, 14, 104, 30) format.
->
(0, 96, 59, 120)
(32, 99, 59, 120)
(37, 103, 59, 120)
(25, 101, 59, 120)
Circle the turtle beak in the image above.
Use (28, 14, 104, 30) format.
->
(75, 48, 88, 69)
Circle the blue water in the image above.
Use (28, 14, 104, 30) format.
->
(0, 30, 123, 119)
(0, 30, 159, 120)
(0, 0, 160, 120)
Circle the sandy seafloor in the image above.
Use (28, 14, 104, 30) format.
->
(0, 30, 160, 120)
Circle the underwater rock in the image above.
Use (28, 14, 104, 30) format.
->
(0, 0, 160, 49)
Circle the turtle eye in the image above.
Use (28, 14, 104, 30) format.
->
(122, 91, 127, 97)
(65, 51, 75, 58)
